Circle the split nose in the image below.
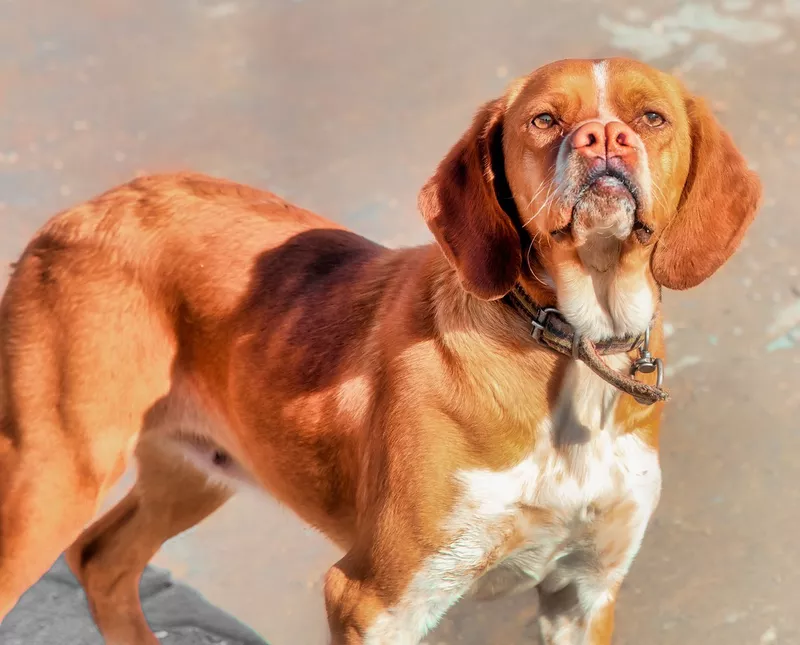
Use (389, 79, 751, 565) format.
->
(571, 120, 638, 162)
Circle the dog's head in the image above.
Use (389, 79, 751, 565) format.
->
(419, 58, 761, 340)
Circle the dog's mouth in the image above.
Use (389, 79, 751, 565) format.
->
(551, 169, 649, 242)
(582, 173, 637, 207)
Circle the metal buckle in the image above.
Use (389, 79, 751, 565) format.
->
(530, 307, 561, 343)
(631, 326, 664, 389)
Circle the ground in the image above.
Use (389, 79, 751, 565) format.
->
(0, 1, 799, 644)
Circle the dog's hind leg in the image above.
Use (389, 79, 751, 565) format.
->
(0, 260, 174, 625)
(65, 434, 232, 645)
(0, 412, 112, 621)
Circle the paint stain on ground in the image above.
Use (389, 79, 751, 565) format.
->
(765, 299, 800, 352)
(768, 299, 800, 336)
(766, 327, 800, 352)
(205, 3, 240, 19)
(600, 2, 784, 62)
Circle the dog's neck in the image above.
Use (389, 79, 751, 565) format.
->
(422, 243, 657, 346)
(517, 245, 658, 344)
(420, 249, 653, 459)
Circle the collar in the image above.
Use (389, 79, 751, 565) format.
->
(503, 284, 668, 405)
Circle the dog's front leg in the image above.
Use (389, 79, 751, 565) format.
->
(323, 540, 477, 645)
(536, 580, 618, 645)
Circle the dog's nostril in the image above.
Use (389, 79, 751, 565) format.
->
(616, 133, 627, 145)
(587, 133, 597, 146)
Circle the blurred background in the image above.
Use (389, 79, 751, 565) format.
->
(1, 0, 799, 643)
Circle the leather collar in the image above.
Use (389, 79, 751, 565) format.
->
(503, 283, 669, 405)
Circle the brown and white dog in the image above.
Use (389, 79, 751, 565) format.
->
(0, 58, 760, 644)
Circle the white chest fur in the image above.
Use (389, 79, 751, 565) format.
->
(363, 362, 662, 644)
(458, 359, 660, 583)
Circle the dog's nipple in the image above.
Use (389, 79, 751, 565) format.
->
(212, 450, 230, 467)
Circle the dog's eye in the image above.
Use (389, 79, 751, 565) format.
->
(532, 113, 556, 129)
(643, 112, 665, 127)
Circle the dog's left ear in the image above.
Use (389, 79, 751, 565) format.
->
(651, 96, 762, 290)
(418, 99, 521, 301)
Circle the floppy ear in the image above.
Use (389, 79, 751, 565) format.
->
(651, 96, 762, 290)
(418, 99, 521, 301)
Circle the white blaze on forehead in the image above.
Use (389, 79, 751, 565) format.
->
(593, 60, 613, 121)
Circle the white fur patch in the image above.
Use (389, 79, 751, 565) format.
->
(335, 375, 373, 426)
(593, 60, 612, 121)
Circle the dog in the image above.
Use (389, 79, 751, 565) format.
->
(0, 57, 761, 644)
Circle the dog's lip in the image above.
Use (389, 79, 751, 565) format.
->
(580, 170, 638, 207)
(591, 175, 627, 191)
(549, 170, 641, 239)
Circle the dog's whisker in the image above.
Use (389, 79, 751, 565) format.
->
(651, 181, 668, 212)
(525, 235, 552, 288)
(521, 170, 557, 228)
(529, 182, 559, 224)
(522, 186, 546, 224)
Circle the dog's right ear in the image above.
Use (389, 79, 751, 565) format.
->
(418, 99, 521, 301)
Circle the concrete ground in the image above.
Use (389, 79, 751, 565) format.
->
(1, 0, 799, 643)
(0, 556, 268, 645)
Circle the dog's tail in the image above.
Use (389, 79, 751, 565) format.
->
(0, 269, 15, 486)
(1, 268, 14, 449)
(0, 275, 9, 434)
